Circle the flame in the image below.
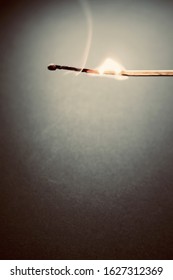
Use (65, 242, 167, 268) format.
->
(97, 58, 128, 80)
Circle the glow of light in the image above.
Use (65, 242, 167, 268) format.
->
(97, 58, 128, 80)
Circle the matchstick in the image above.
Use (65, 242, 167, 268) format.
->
(47, 64, 173, 77)
(121, 70, 173, 76)
(47, 64, 99, 74)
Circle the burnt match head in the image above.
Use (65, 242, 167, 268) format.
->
(47, 64, 57, 71)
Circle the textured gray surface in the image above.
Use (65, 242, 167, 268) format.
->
(1, 0, 173, 259)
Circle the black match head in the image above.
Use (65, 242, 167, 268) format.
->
(47, 64, 57, 71)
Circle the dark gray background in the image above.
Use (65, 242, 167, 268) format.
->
(1, 0, 173, 259)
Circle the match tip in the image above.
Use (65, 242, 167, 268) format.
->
(47, 64, 57, 71)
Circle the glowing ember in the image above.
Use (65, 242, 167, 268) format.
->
(97, 58, 128, 80)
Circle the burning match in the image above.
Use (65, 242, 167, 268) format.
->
(47, 63, 173, 77)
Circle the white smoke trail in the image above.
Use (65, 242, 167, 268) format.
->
(77, 0, 92, 74)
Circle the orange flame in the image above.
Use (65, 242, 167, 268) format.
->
(97, 58, 128, 80)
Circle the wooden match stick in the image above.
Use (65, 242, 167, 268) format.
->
(121, 70, 173, 76)
(47, 64, 173, 77)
